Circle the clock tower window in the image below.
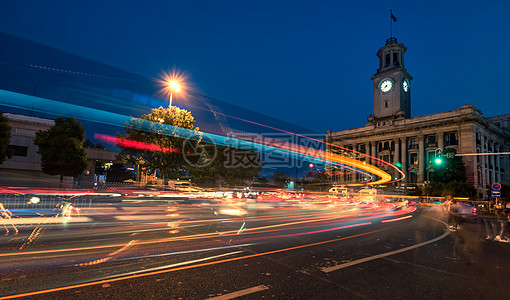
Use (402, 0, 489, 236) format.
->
(393, 53, 399, 66)
(385, 53, 390, 67)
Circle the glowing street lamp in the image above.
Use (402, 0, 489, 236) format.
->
(166, 80, 181, 107)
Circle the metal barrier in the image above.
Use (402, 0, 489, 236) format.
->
(0, 194, 95, 210)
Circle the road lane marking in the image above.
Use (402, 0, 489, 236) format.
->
(96, 251, 243, 280)
(207, 285, 269, 300)
(322, 218, 450, 273)
(113, 244, 254, 262)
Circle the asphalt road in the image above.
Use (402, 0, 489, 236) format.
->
(1, 199, 509, 299)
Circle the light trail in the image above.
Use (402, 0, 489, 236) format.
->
(0, 206, 406, 258)
(0, 228, 389, 300)
(0, 89, 397, 185)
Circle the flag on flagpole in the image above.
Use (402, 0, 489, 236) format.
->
(391, 11, 397, 22)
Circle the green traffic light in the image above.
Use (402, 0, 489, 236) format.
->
(434, 158, 443, 165)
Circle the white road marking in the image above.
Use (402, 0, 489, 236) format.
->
(96, 251, 243, 280)
(114, 243, 255, 261)
(322, 217, 450, 273)
(207, 285, 269, 300)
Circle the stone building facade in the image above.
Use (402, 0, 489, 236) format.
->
(327, 38, 510, 198)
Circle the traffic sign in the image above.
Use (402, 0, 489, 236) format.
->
(491, 190, 501, 198)
(492, 182, 501, 190)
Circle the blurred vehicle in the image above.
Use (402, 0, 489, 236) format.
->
(392, 198, 409, 209)
(358, 188, 378, 203)
(329, 186, 354, 199)
(55, 201, 80, 219)
(456, 200, 477, 220)
(169, 181, 204, 192)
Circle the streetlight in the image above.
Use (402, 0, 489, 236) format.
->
(166, 80, 181, 107)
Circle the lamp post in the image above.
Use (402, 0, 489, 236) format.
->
(166, 80, 181, 107)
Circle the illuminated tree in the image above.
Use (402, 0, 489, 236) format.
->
(0, 111, 13, 164)
(34, 117, 88, 184)
(120, 106, 198, 183)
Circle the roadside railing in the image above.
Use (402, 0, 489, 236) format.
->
(0, 194, 96, 211)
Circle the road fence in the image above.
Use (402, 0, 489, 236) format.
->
(0, 193, 95, 211)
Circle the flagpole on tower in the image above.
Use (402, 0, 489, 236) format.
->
(391, 9, 393, 38)
(390, 9, 397, 38)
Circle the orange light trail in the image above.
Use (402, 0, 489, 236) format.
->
(185, 102, 405, 184)
(0, 227, 388, 300)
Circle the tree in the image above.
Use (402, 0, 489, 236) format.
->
(427, 148, 476, 198)
(106, 164, 133, 182)
(442, 181, 477, 198)
(272, 171, 291, 188)
(120, 106, 198, 184)
(423, 181, 444, 197)
(188, 144, 261, 187)
(83, 139, 95, 148)
(0, 111, 13, 164)
(95, 142, 105, 150)
(34, 117, 88, 184)
(303, 170, 331, 191)
(430, 148, 466, 183)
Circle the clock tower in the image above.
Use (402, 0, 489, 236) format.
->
(370, 37, 413, 121)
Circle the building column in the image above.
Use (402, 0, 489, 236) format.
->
(483, 137, 489, 188)
(394, 139, 400, 183)
(371, 142, 377, 166)
(437, 132, 444, 149)
(490, 147, 496, 184)
(496, 144, 502, 183)
(418, 135, 425, 183)
(394, 139, 400, 165)
(401, 137, 407, 180)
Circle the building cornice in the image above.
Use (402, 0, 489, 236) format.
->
(329, 105, 510, 142)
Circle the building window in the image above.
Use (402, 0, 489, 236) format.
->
(425, 135, 437, 148)
(384, 101, 388, 108)
(393, 52, 399, 65)
(385, 53, 390, 67)
(10, 145, 28, 157)
(358, 144, 366, 154)
(410, 153, 418, 165)
(444, 132, 458, 146)
(408, 138, 418, 150)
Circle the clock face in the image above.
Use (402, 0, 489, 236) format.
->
(403, 79, 409, 92)
(379, 79, 393, 93)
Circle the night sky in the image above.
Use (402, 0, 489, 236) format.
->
(0, 0, 509, 134)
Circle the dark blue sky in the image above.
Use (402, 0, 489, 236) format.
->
(0, 0, 509, 133)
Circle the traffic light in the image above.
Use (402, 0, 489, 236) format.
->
(434, 148, 443, 165)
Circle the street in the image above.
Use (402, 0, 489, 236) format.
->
(1, 196, 509, 299)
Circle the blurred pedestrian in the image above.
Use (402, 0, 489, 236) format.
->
(448, 199, 460, 230)
(494, 204, 509, 242)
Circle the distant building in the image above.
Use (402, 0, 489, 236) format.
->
(327, 38, 510, 199)
(0, 112, 120, 187)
